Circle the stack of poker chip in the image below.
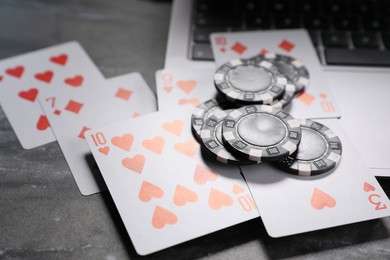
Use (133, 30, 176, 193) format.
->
(191, 53, 342, 176)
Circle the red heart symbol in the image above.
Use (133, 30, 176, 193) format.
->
(193, 164, 217, 185)
(163, 86, 173, 93)
(139, 181, 164, 202)
(208, 188, 233, 210)
(0, 75, 3, 81)
(98, 146, 110, 155)
(364, 182, 376, 192)
(311, 188, 336, 210)
(6, 66, 24, 78)
(121, 154, 145, 174)
(162, 120, 184, 137)
(152, 206, 177, 229)
(232, 184, 245, 195)
(177, 80, 197, 94)
(111, 133, 133, 151)
(18, 88, 38, 102)
(64, 75, 83, 87)
(142, 136, 165, 155)
(35, 71, 53, 83)
(36, 115, 50, 131)
(50, 54, 68, 65)
(174, 138, 198, 158)
(178, 98, 200, 107)
(173, 184, 198, 206)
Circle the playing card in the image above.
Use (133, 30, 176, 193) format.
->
(240, 118, 390, 237)
(39, 72, 157, 195)
(326, 71, 390, 171)
(210, 29, 341, 119)
(0, 41, 105, 149)
(85, 106, 259, 255)
(156, 68, 217, 110)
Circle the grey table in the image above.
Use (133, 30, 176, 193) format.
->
(1, 1, 390, 259)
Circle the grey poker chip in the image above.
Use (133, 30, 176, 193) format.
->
(222, 105, 301, 162)
(274, 119, 342, 176)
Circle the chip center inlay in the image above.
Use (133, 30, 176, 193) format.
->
(296, 127, 328, 161)
(228, 65, 273, 92)
(237, 114, 287, 146)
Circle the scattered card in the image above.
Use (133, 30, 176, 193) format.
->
(210, 29, 341, 119)
(241, 118, 390, 237)
(85, 105, 259, 255)
(326, 71, 390, 171)
(156, 68, 217, 110)
(0, 41, 105, 149)
(39, 72, 157, 195)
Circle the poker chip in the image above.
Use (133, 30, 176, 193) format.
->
(191, 97, 235, 140)
(222, 105, 301, 162)
(274, 119, 342, 176)
(200, 109, 257, 165)
(250, 53, 310, 95)
(270, 83, 296, 109)
(214, 58, 287, 104)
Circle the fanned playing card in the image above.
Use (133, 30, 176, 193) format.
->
(39, 72, 157, 195)
(210, 29, 341, 119)
(0, 41, 105, 149)
(241, 118, 390, 237)
(85, 106, 259, 255)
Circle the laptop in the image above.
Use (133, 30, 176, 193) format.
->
(164, 0, 390, 178)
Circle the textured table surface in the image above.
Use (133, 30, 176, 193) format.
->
(1, 1, 390, 259)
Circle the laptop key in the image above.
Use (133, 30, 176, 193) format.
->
(322, 31, 349, 48)
(325, 0, 347, 14)
(333, 16, 359, 31)
(274, 15, 301, 29)
(298, 0, 320, 14)
(245, 14, 271, 29)
(194, 28, 228, 43)
(325, 48, 390, 66)
(362, 18, 384, 31)
(241, 0, 263, 12)
(192, 44, 214, 61)
(303, 15, 329, 30)
(352, 32, 379, 48)
(197, 0, 238, 12)
(267, 0, 293, 13)
(196, 13, 242, 27)
(352, 0, 378, 14)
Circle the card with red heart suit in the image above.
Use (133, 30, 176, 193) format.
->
(155, 68, 217, 110)
(210, 29, 341, 120)
(84, 105, 259, 255)
(39, 72, 157, 195)
(0, 41, 105, 149)
(241, 118, 390, 238)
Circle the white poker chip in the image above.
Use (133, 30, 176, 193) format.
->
(214, 58, 287, 104)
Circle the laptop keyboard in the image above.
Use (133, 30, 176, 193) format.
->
(190, 0, 390, 67)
